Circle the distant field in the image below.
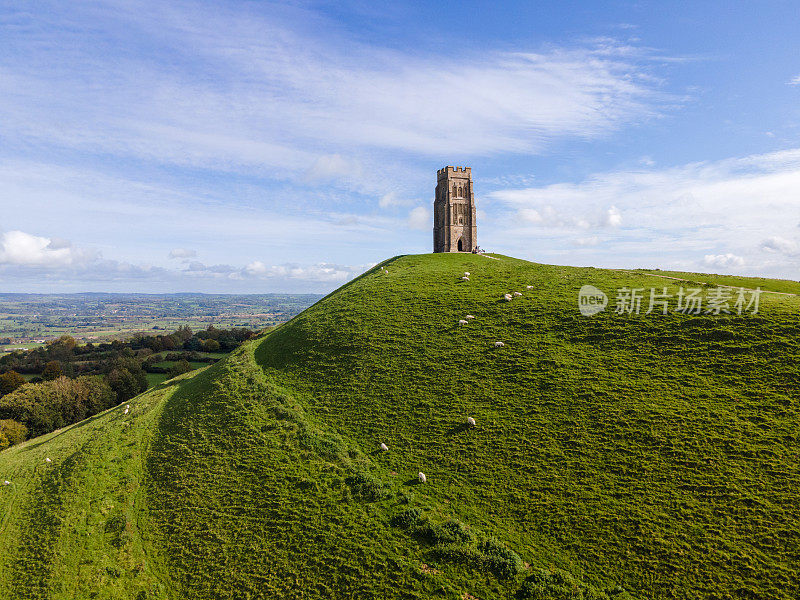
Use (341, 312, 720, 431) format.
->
(0, 292, 322, 351)
(145, 372, 169, 387)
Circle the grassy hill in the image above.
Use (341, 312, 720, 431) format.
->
(1, 253, 799, 599)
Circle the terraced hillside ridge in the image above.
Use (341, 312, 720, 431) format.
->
(1, 253, 799, 599)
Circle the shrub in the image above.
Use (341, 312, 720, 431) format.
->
(345, 471, 386, 501)
(431, 543, 484, 567)
(392, 507, 422, 528)
(516, 568, 621, 600)
(479, 538, 524, 578)
(0, 419, 28, 450)
(167, 359, 193, 379)
(42, 360, 63, 381)
(438, 519, 476, 544)
(0, 370, 26, 396)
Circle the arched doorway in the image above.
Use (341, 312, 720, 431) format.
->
(457, 238, 463, 252)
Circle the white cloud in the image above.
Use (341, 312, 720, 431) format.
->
(0, 231, 97, 267)
(703, 253, 745, 269)
(788, 75, 800, 86)
(378, 191, 415, 209)
(760, 236, 799, 256)
(408, 206, 431, 231)
(601, 206, 622, 228)
(487, 148, 800, 277)
(574, 236, 600, 246)
(0, 1, 668, 185)
(168, 248, 197, 259)
(304, 154, 364, 184)
(517, 205, 620, 229)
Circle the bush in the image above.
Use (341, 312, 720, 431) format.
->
(479, 538, 524, 578)
(392, 507, 422, 528)
(0, 419, 28, 450)
(345, 471, 387, 501)
(516, 568, 627, 600)
(167, 359, 193, 379)
(0, 370, 26, 395)
(431, 543, 484, 567)
(42, 360, 63, 381)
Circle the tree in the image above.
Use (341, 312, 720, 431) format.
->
(42, 360, 63, 381)
(202, 338, 221, 352)
(0, 419, 28, 450)
(167, 359, 193, 379)
(0, 370, 26, 395)
(0, 376, 114, 438)
(107, 369, 141, 403)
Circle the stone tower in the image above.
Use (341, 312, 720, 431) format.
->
(433, 166, 477, 253)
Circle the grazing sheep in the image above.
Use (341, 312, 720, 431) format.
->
(380, 442, 389, 452)
(526, 285, 534, 289)
(464, 272, 470, 276)
(45, 458, 52, 463)
(513, 291, 523, 296)
(494, 341, 505, 348)
(418, 472, 427, 483)
(3, 480, 9, 486)
(124, 407, 129, 415)
(466, 416, 476, 427)
(458, 319, 468, 325)
(504, 293, 513, 301)
(461, 276, 470, 281)
(465, 315, 475, 319)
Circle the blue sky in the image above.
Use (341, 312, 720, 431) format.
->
(0, 0, 799, 292)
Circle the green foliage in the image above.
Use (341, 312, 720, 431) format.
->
(41, 360, 63, 381)
(166, 359, 193, 379)
(392, 507, 422, 528)
(479, 537, 525, 578)
(516, 568, 632, 600)
(345, 471, 387, 501)
(0, 371, 25, 396)
(0, 419, 27, 450)
(0, 375, 115, 437)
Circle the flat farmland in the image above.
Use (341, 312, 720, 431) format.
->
(0, 292, 322, 351)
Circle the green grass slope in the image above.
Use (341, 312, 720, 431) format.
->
(1, 253, 799, 599)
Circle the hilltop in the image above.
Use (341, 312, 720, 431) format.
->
(1, 253, 799, 599)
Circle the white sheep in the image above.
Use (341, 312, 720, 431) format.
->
(458, 319, 468, 325)
(45, 458, 52, 463)
(465, 315, 475, 320)
(464, 272, 470, 276)
(504, 293, 513, 301)
(526, 285, 534, 289)
(124, 407, 129, 415)
(418, 472, 427, 483)
(494, 341, 505, 348)
(461, 276, 470, 281)
(513, 291, 523, 296)
(379, 442, 389, 452)
(466, 416, 476, 427)
(3, 480, 9, 486)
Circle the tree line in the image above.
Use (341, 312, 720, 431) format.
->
(0, 325, 257, 450)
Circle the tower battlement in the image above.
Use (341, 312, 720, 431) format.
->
(437, 166, 471, 179)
